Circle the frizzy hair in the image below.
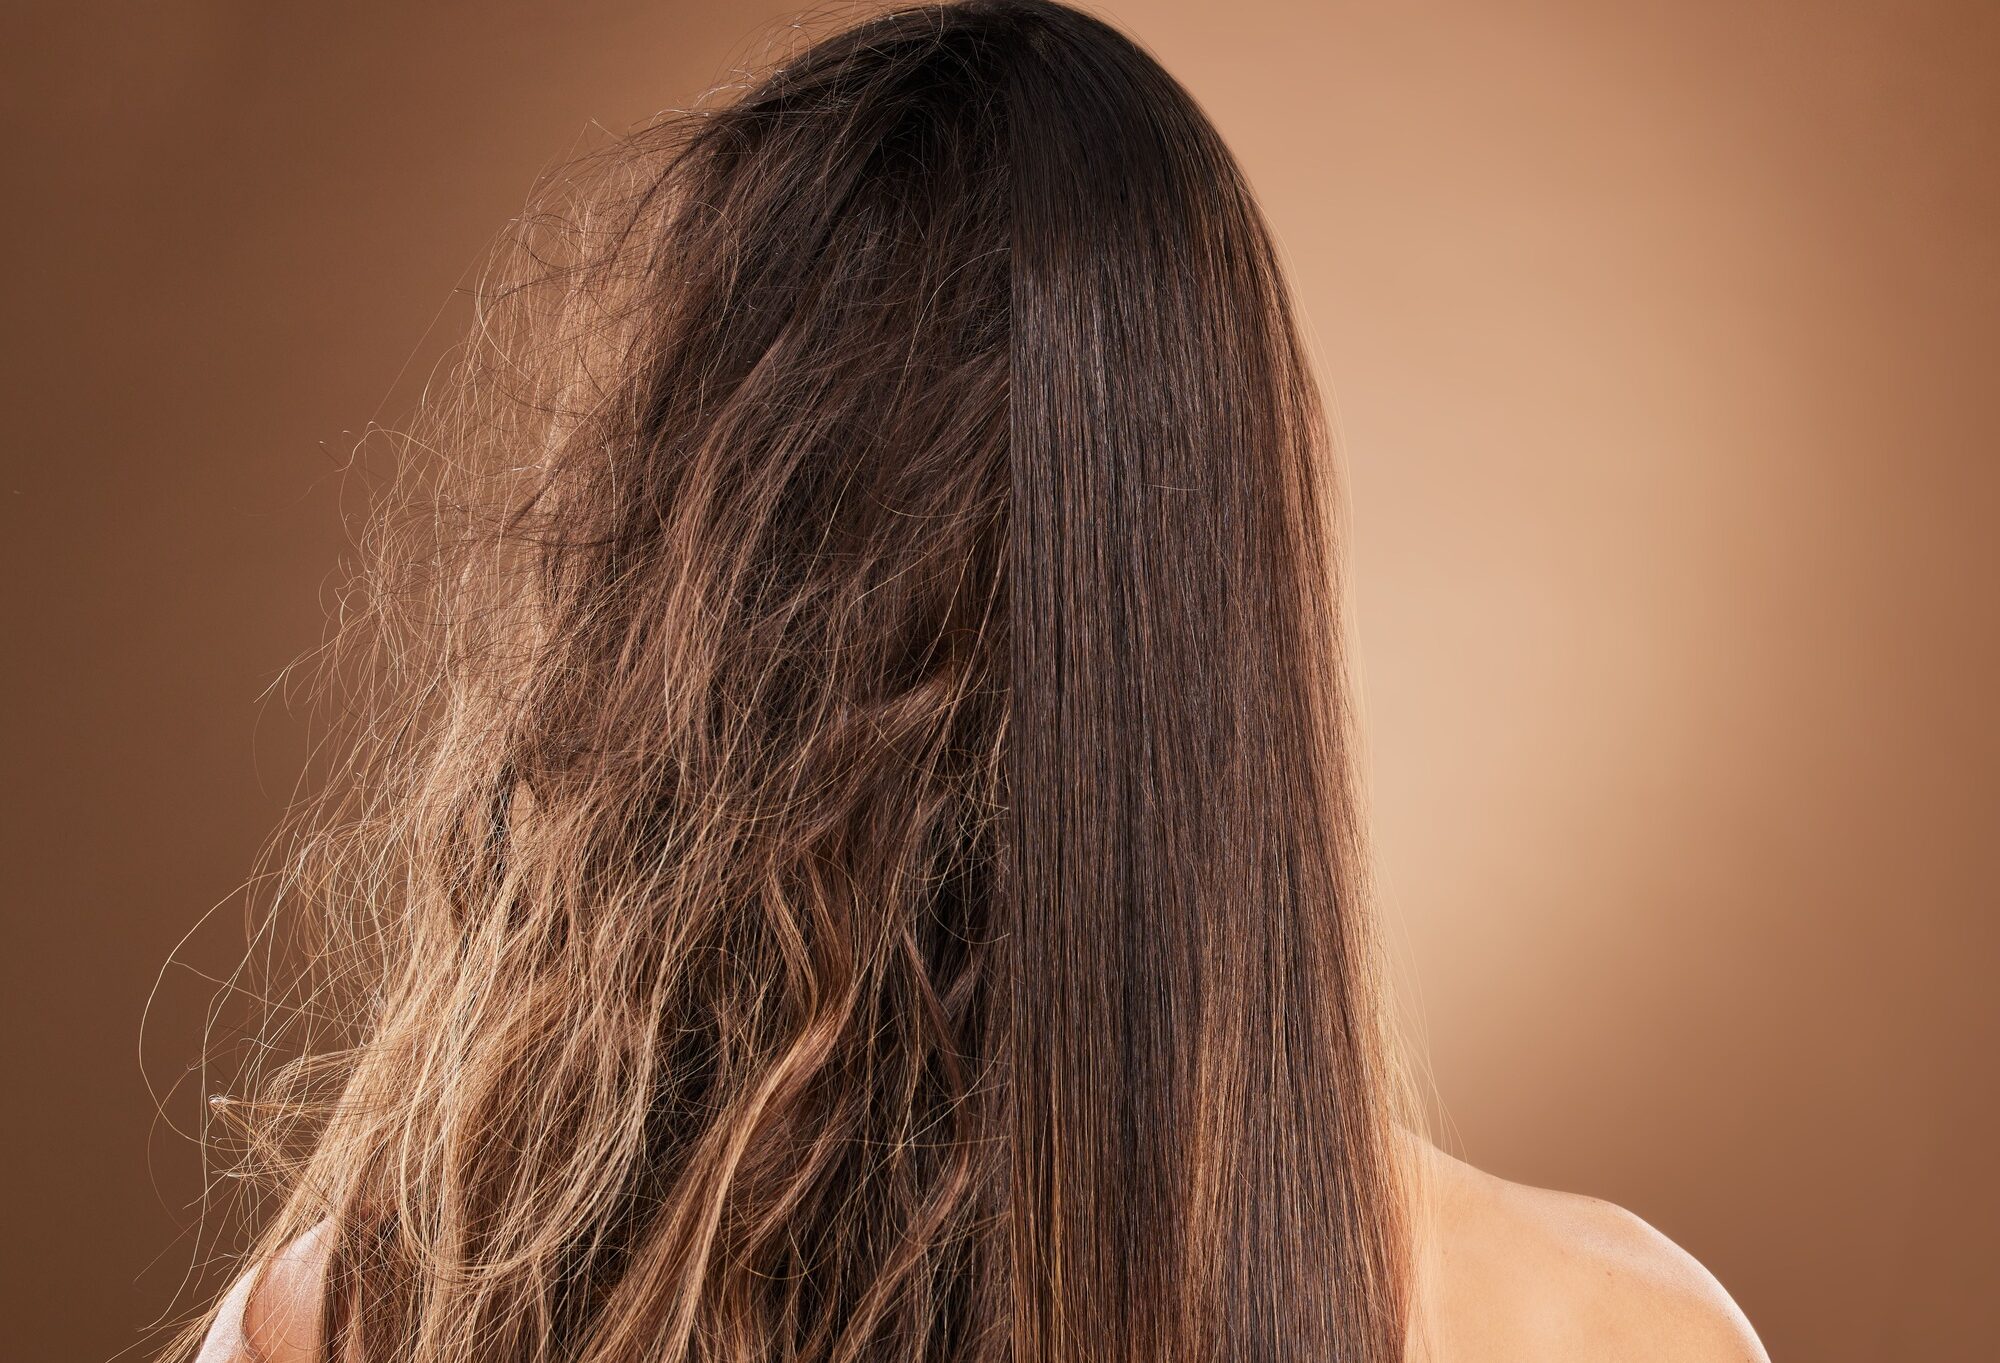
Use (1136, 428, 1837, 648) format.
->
(174, 2, 1411, 1360)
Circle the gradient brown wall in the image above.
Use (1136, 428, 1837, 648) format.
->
(4, 3, 1992, 1360)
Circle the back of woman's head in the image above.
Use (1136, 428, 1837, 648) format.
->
(191, 3, 1409, 1360)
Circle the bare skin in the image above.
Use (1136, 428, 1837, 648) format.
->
(196, 1138, 1769, 1363)
(1403, 1139, 1770, 1363)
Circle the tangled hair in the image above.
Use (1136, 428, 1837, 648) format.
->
(175, 2, 1410, 1360)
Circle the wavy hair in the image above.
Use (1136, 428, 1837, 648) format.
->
(173, 2, 1410, 1360)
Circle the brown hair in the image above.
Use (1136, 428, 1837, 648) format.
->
(175, 2, 1409, 1359)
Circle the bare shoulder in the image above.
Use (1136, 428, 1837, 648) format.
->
(1405, 1138, 1769, 1363)
(193, 1221, 330, 1363)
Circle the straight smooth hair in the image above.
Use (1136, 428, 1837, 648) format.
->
(171, 3, 1410, 1361)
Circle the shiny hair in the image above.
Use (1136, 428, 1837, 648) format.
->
(174, 2, 1410, 1360)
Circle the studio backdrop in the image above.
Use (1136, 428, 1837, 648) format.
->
(3, 3, 1994, 1360)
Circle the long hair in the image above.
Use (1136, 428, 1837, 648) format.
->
(176, 3, 1410, 1360)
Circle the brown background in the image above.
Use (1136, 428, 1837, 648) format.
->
(5, 2, 1994, 1359)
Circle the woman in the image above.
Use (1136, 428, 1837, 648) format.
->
(184, 2, 1767, 1360)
